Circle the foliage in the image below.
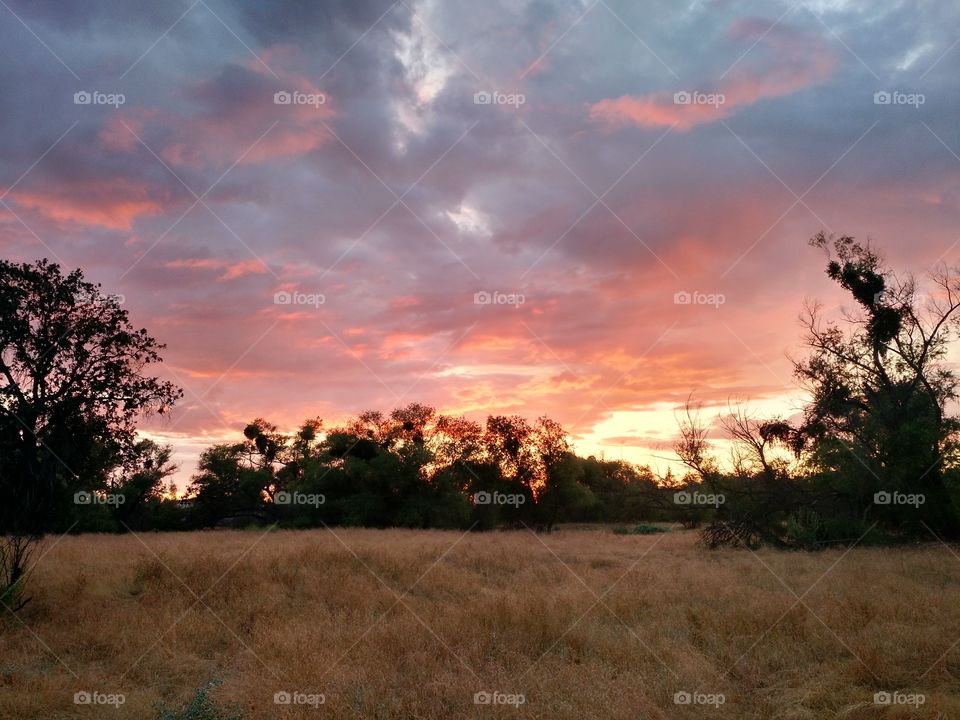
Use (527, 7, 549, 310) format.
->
(612, 523, 669, 535)
(181, 406, 668, 531)
(155, 681, 243, 720)
(679, 234, 960, 548)
(0, 259, 181, 604)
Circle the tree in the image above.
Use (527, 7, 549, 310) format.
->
(531, 417, 594, 531)
(680, 234, 960, 548)
(578, 457, 659, 522)
(485, 415, 540, 497)
(674, 396, 718, 482)
(0, 259, 181, 604)
(795, 234, 960, 538)
(109, 439, 178, 530)
(187, 443, 269, 526)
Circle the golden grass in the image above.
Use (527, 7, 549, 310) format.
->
(2, 527, 960, 719)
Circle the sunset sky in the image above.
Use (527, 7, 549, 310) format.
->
(2, 0, 959, 484)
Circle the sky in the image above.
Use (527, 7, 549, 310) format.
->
(1, 0, 959, 486)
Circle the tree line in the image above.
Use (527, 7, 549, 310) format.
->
(123, 408, 672, 533)
(4, 233, 960, 604)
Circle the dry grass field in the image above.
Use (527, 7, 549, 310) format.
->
(2, 526, 960, 719)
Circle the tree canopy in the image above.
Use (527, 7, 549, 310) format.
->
(0, 259, 181, 604)
(679, 234, 960, 547)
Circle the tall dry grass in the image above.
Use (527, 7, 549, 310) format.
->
(1, 527, 959, 719)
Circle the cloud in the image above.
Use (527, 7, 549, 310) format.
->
(590, 19, 837, 130)
(157, 63, 336, 168)
(8, 180, 169, 230)
(165, 257, 270, 281)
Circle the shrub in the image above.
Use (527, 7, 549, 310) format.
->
(612, 523, 669, 535)
(156, 681, 242, 720)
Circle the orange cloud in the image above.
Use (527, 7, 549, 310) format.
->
(165, 257, 269, 280)
(590, 93, 732, 130)
(10, 181, 167, 230)
(590, 20, 836, 130)
(161, 123, 333, 167)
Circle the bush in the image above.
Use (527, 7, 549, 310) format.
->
(612, 523, 669, 535)
(700, 520, 761, 549)
(783, 508, 823, 549)
(156, 681, 242, 720)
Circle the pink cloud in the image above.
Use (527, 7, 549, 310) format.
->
(98, 108, 160, 154)
(98, 57, 337, 171)
(590, 93, 732, 131)
(161, 122, 333, 167)
(9, 180, 169, 230)
(165, 257, 269, 280)
(161, 57, 336, 168)
(590, 20, 837, 130)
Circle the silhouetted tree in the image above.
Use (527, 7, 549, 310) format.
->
(187, 444, 268, 527)
(0, 258, 180, 606)
(795, 233, 960, 538)
(683, 234, 960, 548)
(103, 438, 177, 531)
